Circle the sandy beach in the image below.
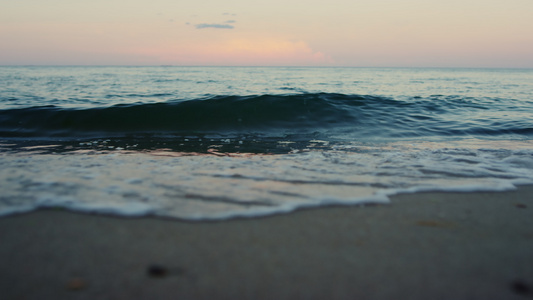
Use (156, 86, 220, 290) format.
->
(1, 186, 533, 300)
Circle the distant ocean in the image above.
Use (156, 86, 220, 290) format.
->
(1, 66, 532, 220)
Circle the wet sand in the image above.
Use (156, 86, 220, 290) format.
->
(1, 186, 533, 299)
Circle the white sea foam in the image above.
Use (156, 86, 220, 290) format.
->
(0, 139, 532, 220)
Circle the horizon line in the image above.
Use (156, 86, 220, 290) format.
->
(1, 64, 532, 70)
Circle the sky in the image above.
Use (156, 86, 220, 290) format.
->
(1, 0, 533, 67)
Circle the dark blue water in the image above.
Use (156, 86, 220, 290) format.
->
(1, 92, 532, 140)
(1, 67, 532, 151)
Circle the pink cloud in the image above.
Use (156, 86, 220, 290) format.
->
(131, 38, 334, 66)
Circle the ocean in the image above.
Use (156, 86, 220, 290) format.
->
(1, 66, 532, 220)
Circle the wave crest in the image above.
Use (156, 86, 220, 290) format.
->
(0, 93, 531, 140)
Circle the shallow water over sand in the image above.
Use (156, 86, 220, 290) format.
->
(2, 139, 532, 220)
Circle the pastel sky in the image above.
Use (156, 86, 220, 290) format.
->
(1, 0, 532, 67)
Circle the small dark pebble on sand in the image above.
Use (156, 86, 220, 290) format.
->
(147, 265, 169, 278)
(511, 280, 531, 295)
(66, 278, 87, 291)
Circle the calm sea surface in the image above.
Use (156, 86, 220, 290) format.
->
(1, 67, 532, 219)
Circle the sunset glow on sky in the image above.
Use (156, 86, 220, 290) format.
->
(1, 0, 532, 67)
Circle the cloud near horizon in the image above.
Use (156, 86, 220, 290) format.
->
(132, 38, 334, 66)
(195, 23, 234, 29)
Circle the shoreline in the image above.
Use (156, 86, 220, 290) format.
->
(1, 186, 533, 299)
